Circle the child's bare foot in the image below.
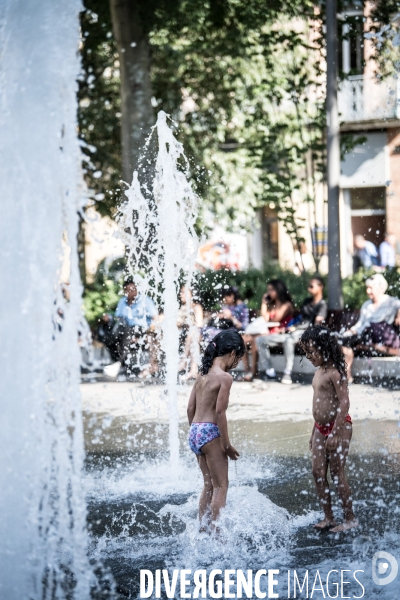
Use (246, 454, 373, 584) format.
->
(211, 525, 227, 542)
(330, 520, 358, 533)
(313, 518, 337, 530)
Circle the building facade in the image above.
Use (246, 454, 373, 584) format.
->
(250, 3, 400, 275)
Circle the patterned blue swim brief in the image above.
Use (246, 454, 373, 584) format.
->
(188, 422, 221, 455)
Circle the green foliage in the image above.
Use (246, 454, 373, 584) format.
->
(385, 267, 400, 298)
(193, 266, 315, 311)
(78, 1, 122, 217)
(342, 269, 370, 310)
(83, 279, 121, 326)
(78, 0, 324, 232)
(83, 256, 126, 326)
(149, 5, 328, 239)
(366, 0, 400, 80)
(78, 0, 396, 233)
(340, 133, 368, 161)
(247, 25, 326, 261)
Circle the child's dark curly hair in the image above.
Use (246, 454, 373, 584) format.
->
(200, 329, 245, 376)
(299, 325, 347, 381)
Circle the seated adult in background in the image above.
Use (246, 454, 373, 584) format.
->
(242, 279, 294, 381)
(220, 286, 249, 331)
(177, 285, 203, 381)
(341, 274, 400, 381)
(257, 276, 327, 384)
(200, 286, 247, 349)
(379, 233, 396, 268)
(353, 235, 378, 272)
(102, 278, 159, 378)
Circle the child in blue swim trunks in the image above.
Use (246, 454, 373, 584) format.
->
(187, 329, 245, 532)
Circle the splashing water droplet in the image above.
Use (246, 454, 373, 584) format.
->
(116, 111, 199, 471)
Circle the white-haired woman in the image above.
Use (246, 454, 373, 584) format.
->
(341, 274, 400, 380)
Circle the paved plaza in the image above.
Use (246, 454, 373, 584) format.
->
(81, 379, 400, 459)
(81, 379, 400, 425)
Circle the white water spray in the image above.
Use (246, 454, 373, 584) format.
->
(117, 111, 199, 469)
(0, 1, 90, 598)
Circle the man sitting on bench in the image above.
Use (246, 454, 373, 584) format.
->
(257, 276, 327, 384)
(101, 278, 159, 379)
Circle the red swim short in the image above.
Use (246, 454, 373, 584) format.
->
(314, 414, 352, 437)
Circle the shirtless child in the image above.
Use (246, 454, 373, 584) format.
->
(299, 326, 358, 533)
(187, 329, 245, 533)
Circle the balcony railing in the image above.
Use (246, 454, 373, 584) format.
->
(338, 75, 400, 123)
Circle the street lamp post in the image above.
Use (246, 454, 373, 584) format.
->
(326, 0, 343, 309)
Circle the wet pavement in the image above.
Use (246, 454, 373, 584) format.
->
(82, 380, 400, 599)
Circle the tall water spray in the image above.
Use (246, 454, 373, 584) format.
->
(117, 111, 199, 469)
(0, 1, 90, 598)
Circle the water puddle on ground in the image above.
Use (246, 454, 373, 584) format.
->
(83, 401, 400, 598)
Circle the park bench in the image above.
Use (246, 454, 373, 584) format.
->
(243, 309, 400, 380)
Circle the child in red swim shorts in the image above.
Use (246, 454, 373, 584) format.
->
(300, 326, 358, 533)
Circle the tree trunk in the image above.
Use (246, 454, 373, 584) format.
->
(109, 0, 155, 185)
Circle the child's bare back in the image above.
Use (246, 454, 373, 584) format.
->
(192, 367, 232, 424)
(187, 330, 245, 532)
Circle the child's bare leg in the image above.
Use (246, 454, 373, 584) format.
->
(329, 424, 358, 532)
(312, 429, 336, 528)
(202, 438, 229, 530)
(196, 455, 213, 531)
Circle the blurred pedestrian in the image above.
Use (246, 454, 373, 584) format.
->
(379, 233, 396, 268)
(293, 241, 313, 275)
(353, 235, 378, 272)
(177, 285, 203, 381)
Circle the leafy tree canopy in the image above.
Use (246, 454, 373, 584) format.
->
(78, 0, 396, 236)
(79, 0, 320, 228)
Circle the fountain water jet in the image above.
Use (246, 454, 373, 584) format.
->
(0, 1, 91, 598)
(117, 111, 199, 470)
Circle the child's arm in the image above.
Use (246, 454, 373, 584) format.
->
(309, 423, 315, 451)
(187, 384, 197, 425)
(327, 371, 350, 451)
(215, 373, 240, 460)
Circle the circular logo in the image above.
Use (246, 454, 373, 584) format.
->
(372, 551, 398, 586)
